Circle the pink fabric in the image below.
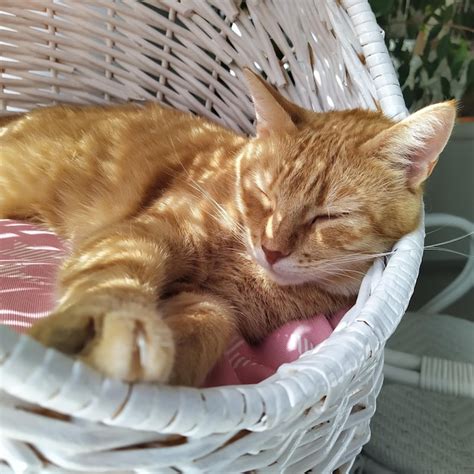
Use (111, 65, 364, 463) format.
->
(0, 219, 344, 386)
(0, 219, 65, 329)
(204, 310, 345, 386)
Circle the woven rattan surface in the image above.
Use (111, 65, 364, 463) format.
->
(0, 1, 421, 473)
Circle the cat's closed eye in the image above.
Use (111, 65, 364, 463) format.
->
(307, 212, 350, 227)
(257, 186, 273, 209)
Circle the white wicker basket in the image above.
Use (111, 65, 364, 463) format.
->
(0, 1, 423, 472)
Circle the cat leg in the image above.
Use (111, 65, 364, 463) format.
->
(161, 292, 236, 386)
(28, 218, 186, 382)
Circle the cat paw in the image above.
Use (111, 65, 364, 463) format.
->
(28, 301, 175, 383)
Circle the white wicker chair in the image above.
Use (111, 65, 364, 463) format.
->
(0, 1, 421, 472)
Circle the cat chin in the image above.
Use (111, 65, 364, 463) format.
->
(263, 265, 362, 296)
(264, 269, 311, 287)
(257, 262, 319, 287)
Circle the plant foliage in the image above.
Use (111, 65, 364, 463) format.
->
(370, 0, 474, 115)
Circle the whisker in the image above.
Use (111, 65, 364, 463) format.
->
(315, 268, 366, 281)
(423, 248, 472, 258)
(308, 236, 473, 270)
(425, 227, 444, 236)
(424, 232, 473, 249)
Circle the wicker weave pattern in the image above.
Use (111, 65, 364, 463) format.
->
(0, 1, 420, 472)
(0, 0, 407, 128)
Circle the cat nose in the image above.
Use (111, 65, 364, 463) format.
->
(262, 245, 288, 265)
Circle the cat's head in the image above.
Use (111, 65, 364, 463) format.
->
(237, 70, 456, 294)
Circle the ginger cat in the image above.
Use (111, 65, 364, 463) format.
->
(0, 70, 455, 386)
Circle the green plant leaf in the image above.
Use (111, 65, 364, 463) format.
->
(467, 59, 474, 90)
(424, 58, 440, 78)
(441, 76, 451, 98)
(427, 23, 442, 43)
(441, 4, 455, 22)
(403, 85, 414, 109)
(422, 41, 435, 60)
(437, 34, 451, 59)
(414, 83, 424, 101)
(449, 40, 470, 79)
(398, 61, 410, 86)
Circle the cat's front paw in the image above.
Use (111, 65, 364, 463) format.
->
(28, 301, 175, 383)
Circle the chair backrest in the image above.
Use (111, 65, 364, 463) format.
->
(0, 0, 407, 134)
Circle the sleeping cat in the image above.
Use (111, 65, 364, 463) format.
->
(0, 70, 455, 386)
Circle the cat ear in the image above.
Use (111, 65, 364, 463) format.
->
(243, 68, 301, 137)
(363, 101, 457, 187)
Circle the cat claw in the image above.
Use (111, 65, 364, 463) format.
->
(81, 306, 175, 383)
(29, 303, 175, 383)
